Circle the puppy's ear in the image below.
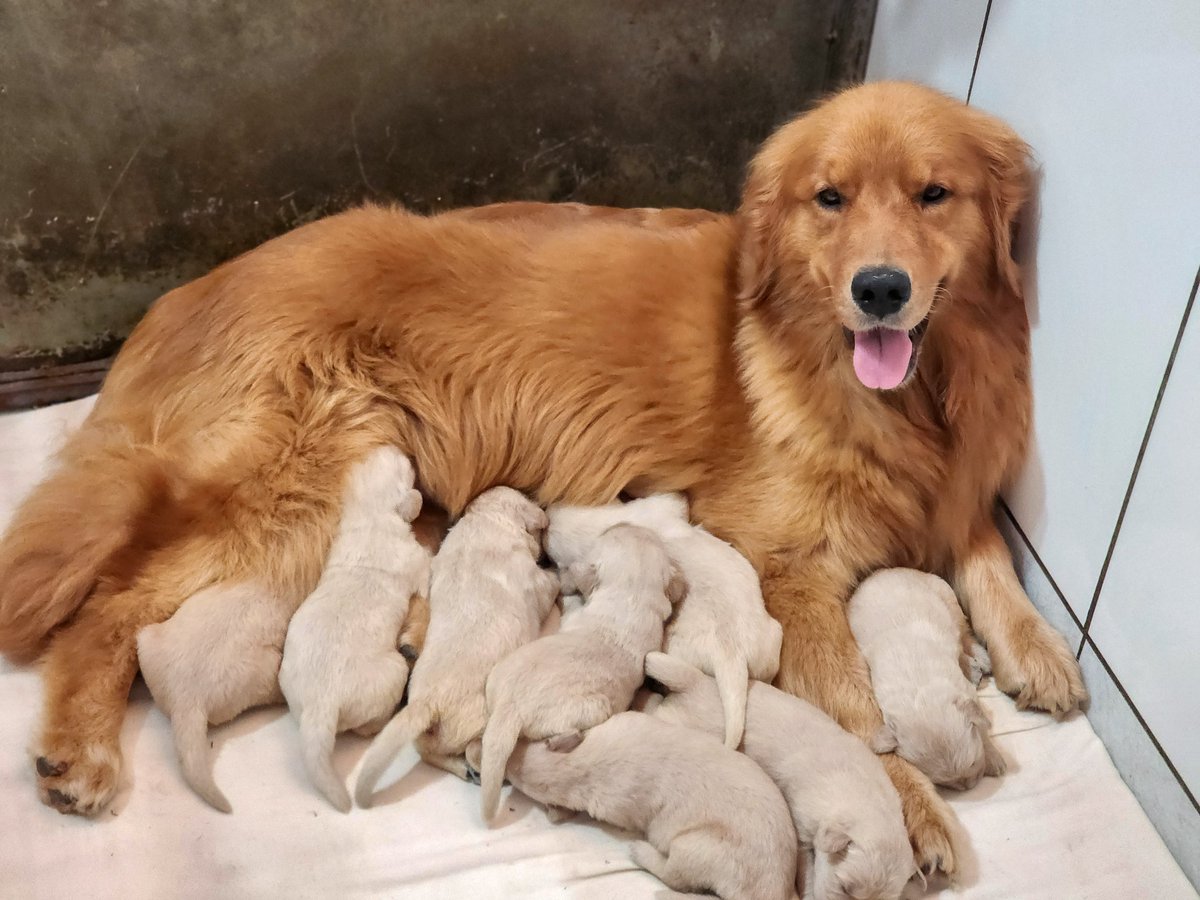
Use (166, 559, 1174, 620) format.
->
(814, 819, 852, 855)
(970, 110, 1031, 296)
(982, 734, 1007, 777)
(665, 562, 688, 604)
(868, 721, 897, 754)
(559, 561, 598, 597)
(398, 488, 423, 523)
(522, 502, 550, 536)
(955, 695, 992, 732)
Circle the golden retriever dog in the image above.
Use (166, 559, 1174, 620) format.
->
(0, 82, 1084, 874)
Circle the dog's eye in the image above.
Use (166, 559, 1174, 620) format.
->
(920, 184, 950, 205)
(815, 187, 843, 210)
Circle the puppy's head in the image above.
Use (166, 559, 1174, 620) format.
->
(888, 692, 997, 790)
(738, 80, 1030, 392)
(468, 487, 548, 544)
(813, 814, 915, 900)
(347, 446, 422, 521)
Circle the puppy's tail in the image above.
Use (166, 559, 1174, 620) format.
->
(300, 706, 351, 813)
(712, 655, 749, 749)
(355, 701, 432, 808)
(478, 705, 523, 823)
(173, 706, 232, 814)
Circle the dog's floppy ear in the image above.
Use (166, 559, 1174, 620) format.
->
(736, 151, 785, 309)
(665, 561, 688, 604)
(970, 110, 1031, 296)
(814, 819, 852, 855)
(559, 561, 598, 597)
(955, 695, 992, 732)
(398, 489, 423, 523)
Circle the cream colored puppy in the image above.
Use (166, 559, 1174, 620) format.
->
(506, 711, 799, 900)
(137, 581, 292, 813)
(477, 523, 686, 821)
(545, 493, 781, 748)
(279, 447, 430, 812)
(647, 652, 913, 900)
(848, 568, 1006, 791)
(355, 486, 557, 805)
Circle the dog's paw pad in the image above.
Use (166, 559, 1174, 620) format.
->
(36, 756, 68, 778)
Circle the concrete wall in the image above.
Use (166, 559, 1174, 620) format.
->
(0, 0, 875, 395)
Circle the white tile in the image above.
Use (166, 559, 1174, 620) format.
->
(1080, 645, 1200, 889)
(1088, 301, 1200, 801)
(970, 2, 1200, 616)
(865, 0, 988, 99)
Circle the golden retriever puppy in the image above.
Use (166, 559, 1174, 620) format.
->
(546, 493, 782, 748)
(476, 523, 685, 821)
(279, 447, 430, 812)
(646, 652, 912, 900)
(136, 581, 290, 813)
(355, 487, 557, 805)
(505, 711, 800, 900)
(0, 84, 1086, 873)
(848, 569, 1006, 791)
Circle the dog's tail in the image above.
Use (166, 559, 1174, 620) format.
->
(172, 706, 232, 813)
(478, 704, 523, 823)
(712, 654, 750, 749)
(299, 706, 351, 813)
(0, 440, 184, 663)
(355, 701, 433, 808)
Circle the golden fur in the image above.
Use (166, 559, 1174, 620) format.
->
(0, 83, 1084, 870)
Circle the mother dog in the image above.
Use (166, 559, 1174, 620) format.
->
(0, 82, 1084, 871)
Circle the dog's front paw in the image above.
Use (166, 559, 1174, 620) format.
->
(990, 616, 1087, 717)
(33, 737, 121, 816)
(882, 755, 959, 877)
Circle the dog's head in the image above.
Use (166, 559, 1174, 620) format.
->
(738, 81, 1030, 392)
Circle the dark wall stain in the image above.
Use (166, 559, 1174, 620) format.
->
(0, 0, 876, 369)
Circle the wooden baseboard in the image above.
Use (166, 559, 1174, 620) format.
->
(0, 358, 110, 412)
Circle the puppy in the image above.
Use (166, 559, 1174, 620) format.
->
(355, 486, 557, 805)
(137, 581, 291, 813)
(546, 493, 781, 748)
(647, 652, 912, 900)
(279, 447, 431, 812)
(477, 523, 686, 821)
(848, 568, 1006, 791)
(506, 711, 799, 900)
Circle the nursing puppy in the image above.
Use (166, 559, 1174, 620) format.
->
(136, 581, 292, 813)
(279, 447, 430, 812)
(355, 486, 557, 804)
(477, 523, 685, 821)
(546, 493, 781, 748)
(647, 652, 912, 900)
(849, 568, 1006, 790)
(506, 711, 799, 900)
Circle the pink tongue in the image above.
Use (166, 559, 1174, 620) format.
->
(852, 328, 913, 390)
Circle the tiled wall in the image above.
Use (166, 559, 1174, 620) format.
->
(867, 0, 1200, 887)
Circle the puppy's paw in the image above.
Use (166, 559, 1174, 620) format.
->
(544, 803, 576, 824)
(33, 737, 121, 816)
(990, 616, 1087, 717)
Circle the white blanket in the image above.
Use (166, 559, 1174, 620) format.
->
(0, 397, 1193, 899)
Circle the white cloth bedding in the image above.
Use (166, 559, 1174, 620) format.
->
(0, 396, 1194, 900)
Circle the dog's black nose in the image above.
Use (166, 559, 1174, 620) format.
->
(852, 266, 911, 318)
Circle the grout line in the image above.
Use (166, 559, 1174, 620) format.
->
(966, 0, 994, 104)
(998, 499, 1086, 638)
(1082, 636, 1200, 816)
(1077, 263, 1200, 656)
